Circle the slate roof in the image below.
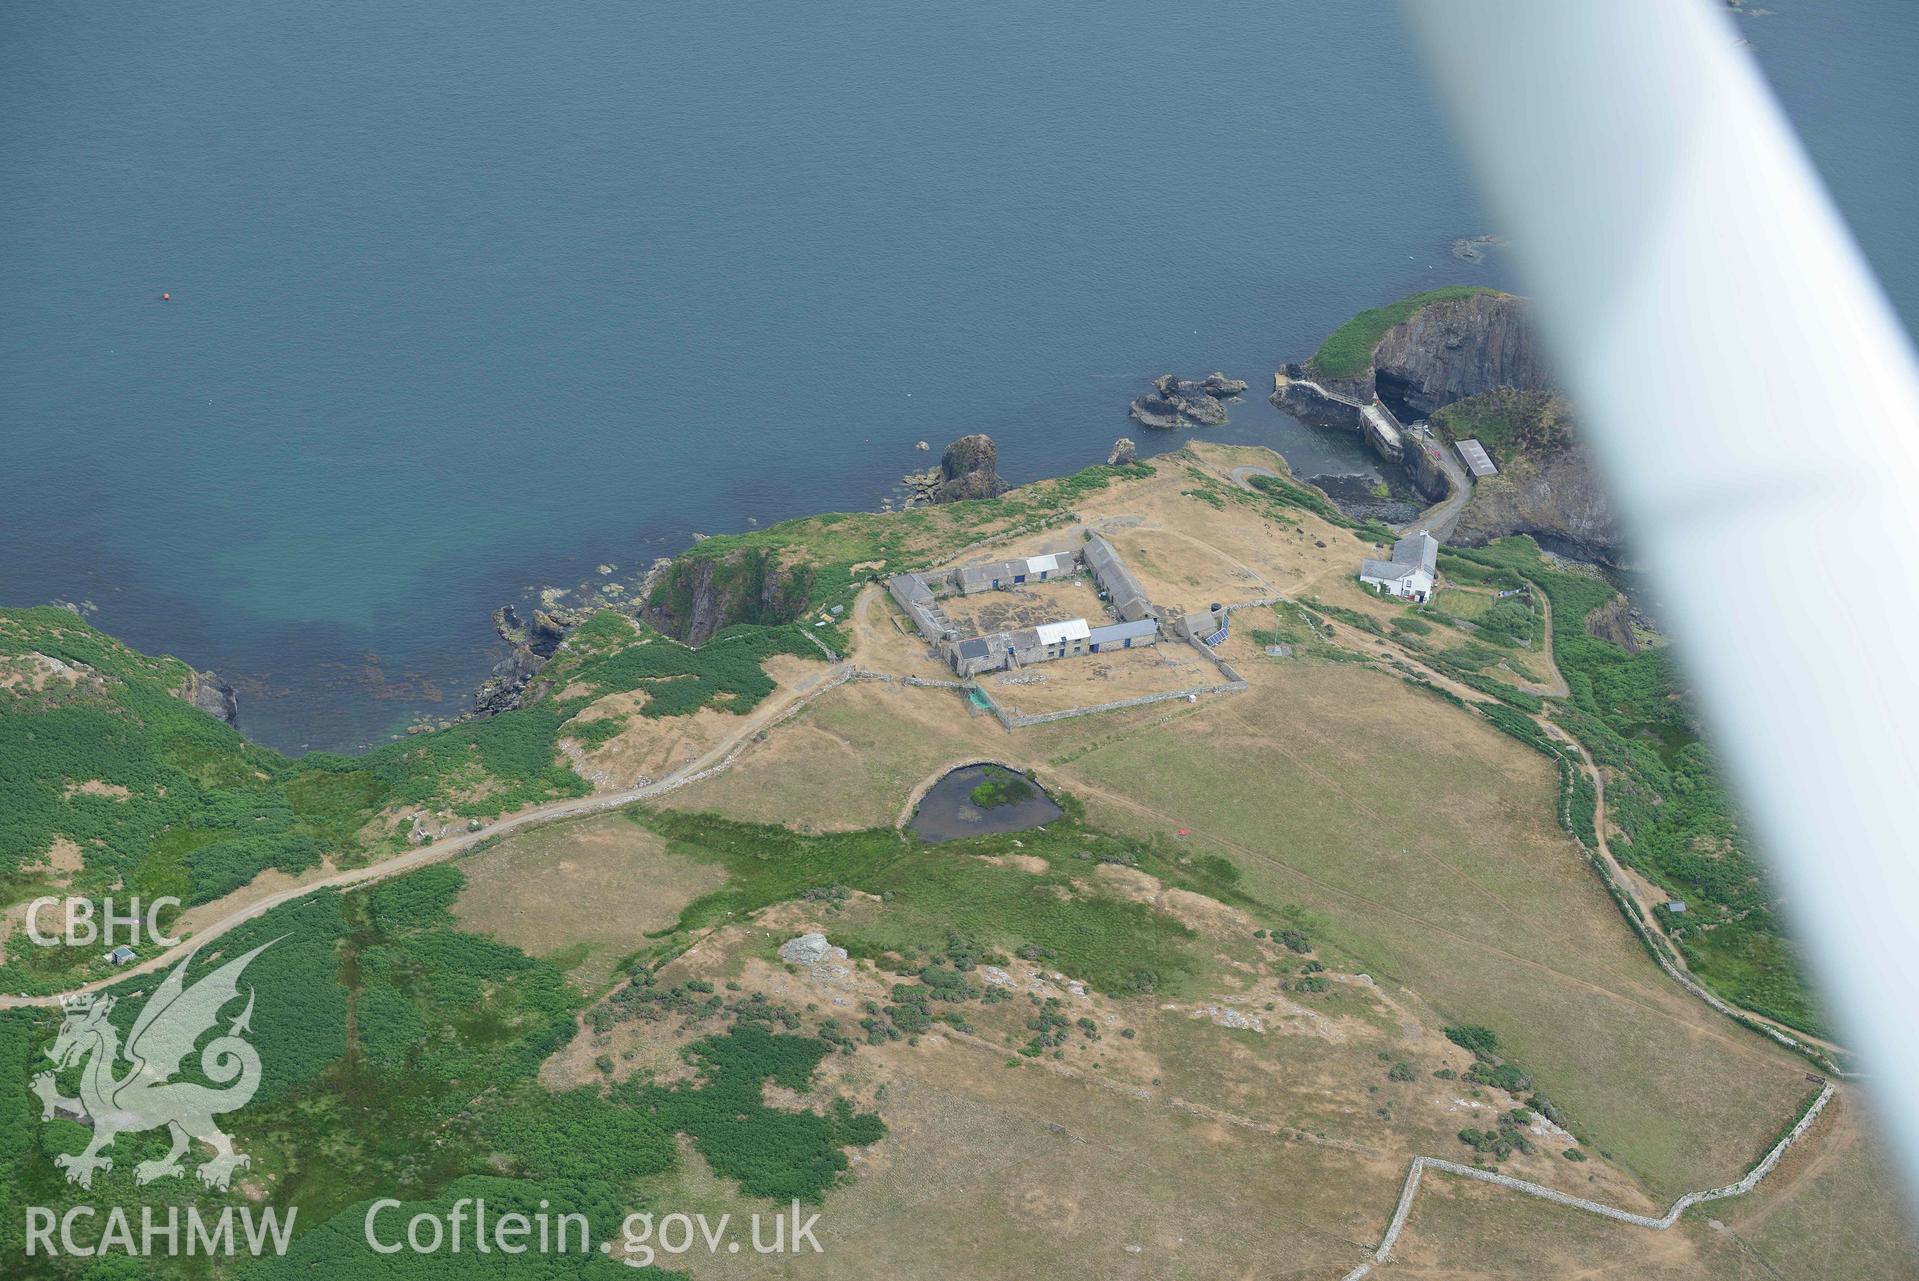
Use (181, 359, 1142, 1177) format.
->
(1084, 535, 1154, 621)
(1088, 618, 1159, 645)
(1360, 558, 1417, 582)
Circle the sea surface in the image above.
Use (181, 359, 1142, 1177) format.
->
(2, 1, 1912, 752)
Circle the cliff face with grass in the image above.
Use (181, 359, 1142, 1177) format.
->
(640, 546, 818, 645)
(1371, 292, 1554, 417)
(1436, 388, 1624, 564)
(1299, 289, 1551, 415)
(1290, 288, 1619, 563)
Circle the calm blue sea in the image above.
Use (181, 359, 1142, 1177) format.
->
(2, 1, 1912, 752)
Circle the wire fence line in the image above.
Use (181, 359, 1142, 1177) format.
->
(1339, 1083, 1836, 1280)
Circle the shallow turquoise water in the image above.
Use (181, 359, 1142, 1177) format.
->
(0, 1, 1908, 750)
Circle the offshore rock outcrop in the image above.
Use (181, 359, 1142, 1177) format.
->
(934, 433, 1007, 502)
(902, 433, 1008, 506)
(1107, 437, 1137, 466)
(1129, 372, 1247, 429)
(470, 604, 557, 718)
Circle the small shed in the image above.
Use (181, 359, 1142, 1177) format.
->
(1456, 438, 1499, 478)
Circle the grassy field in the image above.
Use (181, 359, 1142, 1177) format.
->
(1709, 1089, 1919, 1280)
(1448, 538, 1823, 1034)
(1386, 1174, 1745, 1278)
(1052, 658, 1811, 1199)
(1305, 286, 1500, 381)
(451, 812, 727, 990)
(1381, 1091, 1919, 1281)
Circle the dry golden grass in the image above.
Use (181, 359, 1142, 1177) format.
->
(451, 812, 724, 990)
(1052, 655, 1811, 1198)
(975, 642, 1215, 715)
(614, 446, 1906, 1276)
(658, 679, 1008, 831)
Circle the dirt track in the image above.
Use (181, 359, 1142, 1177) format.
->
(0, 656, 857, 1010)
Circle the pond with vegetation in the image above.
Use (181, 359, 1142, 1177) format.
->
(909, 764, 1063, 842)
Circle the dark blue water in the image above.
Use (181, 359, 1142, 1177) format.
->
(0, 1, 1907, 751)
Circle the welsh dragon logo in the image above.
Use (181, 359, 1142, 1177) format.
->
(31, 940, 276, 1191)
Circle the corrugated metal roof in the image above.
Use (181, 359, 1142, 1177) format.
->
(1455, 438, 1498, 477)
(1035, 618, 1092, 645)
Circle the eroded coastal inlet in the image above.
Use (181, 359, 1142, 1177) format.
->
(4, 276, 1899, 1279)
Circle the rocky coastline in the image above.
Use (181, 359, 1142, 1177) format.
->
(1274, 289, 1623, 564)
(400, 288, 1634, 736)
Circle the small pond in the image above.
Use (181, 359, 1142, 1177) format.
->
(908, 764, 1064, 842)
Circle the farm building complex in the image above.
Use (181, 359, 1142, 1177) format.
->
(888, 534, 1179, 678)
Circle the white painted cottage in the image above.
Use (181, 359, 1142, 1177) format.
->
(1360, 530, 1439, 602)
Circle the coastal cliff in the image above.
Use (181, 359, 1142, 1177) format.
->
(1284, 289, 1550, 413)
(176, 667, 239, 726)
(640, 546, 816, 645)
(1449, 439, 1620, 563)
(1434, 387, 1623, 565)
(1371, 292, 1554, 417)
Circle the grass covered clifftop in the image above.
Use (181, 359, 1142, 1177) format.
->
(641, 457, 1155, 641)
(0, 454, 1161, 992)
(1433, 387, 1576, 465)
(1304, 284, 1498, 381)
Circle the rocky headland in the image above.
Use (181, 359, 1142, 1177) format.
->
(1275, 289, 1622, 563)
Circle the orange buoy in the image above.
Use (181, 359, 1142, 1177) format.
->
(161, 292, 171, 302)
